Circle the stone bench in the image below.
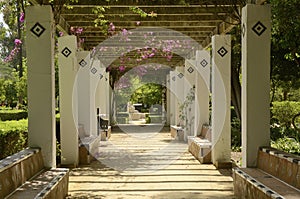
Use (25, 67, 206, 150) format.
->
(100, 126, 111, 141)
(233, 146, 300, 198)
(188, 125, 212, 164)
(79, 135, 101, 165)
(170, 125, 184, 141)
(0, 147, 69, 199)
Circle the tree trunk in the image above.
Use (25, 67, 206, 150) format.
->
(17, 0, 22, 78)
(231, 66, 241, 120)
(17, 0, 23, 107)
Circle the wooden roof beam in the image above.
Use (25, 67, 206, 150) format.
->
(61, 14, 226, 22)
(62, 6, 233, 15)
(65, 0, 236, 6)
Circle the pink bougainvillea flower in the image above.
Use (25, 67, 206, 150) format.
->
(76, 27, 83, 34)
(109, 23, 115, 31)
(136, 21, 141, 26)
(149, 53, 155, 58)
(59, 32, 64, 37)
(122, 29, 128, 36)
(141, 55, 148, 59)
(19, 12, 25, 23)
(119, 65, 126, 72)
(166, 54, 173, 61)
(14, 39, 22, 46)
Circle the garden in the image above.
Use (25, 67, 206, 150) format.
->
(0, 0, 299, 161)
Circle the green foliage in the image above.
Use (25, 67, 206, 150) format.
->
(231, 117, 241, 151)
(0, 109, 27, 121)
(130, 83, 164, 111)
(271, 0, 300, 64)
(0, 0, 24, 69)
(270, 101, 300, 155)
(129, 6, 148, 18)
(178, 86, 195, 130)
(0, 58, 27, 107)
(271, 101, 300, 128)
(270, 0, 300, 99)
(0, 119, 28, 159)
(271, 137, 300, 155)
(2, 78, 18, 107)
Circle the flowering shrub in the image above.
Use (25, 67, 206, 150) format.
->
(4, 39, 22, 63)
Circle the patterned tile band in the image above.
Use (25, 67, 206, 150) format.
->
(260, 147, 300, 165)
(34, 169, 68, 199)
(0, 148, 40, 171)
(233, 167, 284, 199)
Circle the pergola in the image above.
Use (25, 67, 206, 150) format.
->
(51, 1, 240, 48)
(26, 0, 270, 170)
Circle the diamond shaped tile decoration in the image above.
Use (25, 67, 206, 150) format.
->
(30, 22, 46, 37)
(242, 23, 246, 38)
(79, 59, 87, 67)
(252, 21, 266, 36)
(217, 47, 228, 57)
(178, 73, 184, 79)
(200, 59, 208, 68)
(99, 74, 103, 79)
(91, 67, 97, 74)
(61, 47, 72, 58)
(187, 67, 194, 73)
(172, 76, 176, 81)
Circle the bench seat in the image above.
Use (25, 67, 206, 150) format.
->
(170, 125, 184, 141)
(79, 135, 101, 164)
(233, 146, 300, 199)
(0, 148, 69, 199)
(234, 167, 300, 199)
(188, 136, 211, 163)
(8, 168, 69, 199)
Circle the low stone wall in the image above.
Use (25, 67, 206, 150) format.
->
(233, 147, 300, 198)
(0, 148, 69, 198)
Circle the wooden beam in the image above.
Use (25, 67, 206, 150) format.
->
(67, 21, 220, 28)
(81, 31, 209, 38)
(64, 0, 235, 6)
(61, 14, 226, 22)
(62, 6, 233, 15)
(56, 15, 70, 35)
(68, 24, 218, 34)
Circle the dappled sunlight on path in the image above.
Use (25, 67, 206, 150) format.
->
(68, 127, 234, 199)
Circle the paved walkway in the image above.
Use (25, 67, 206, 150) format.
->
(68, 126, 235, 199)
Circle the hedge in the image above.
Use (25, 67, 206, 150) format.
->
(271, 101, 300, 128)
(0, 119, 28, 159)
(0, 109, 28, 121)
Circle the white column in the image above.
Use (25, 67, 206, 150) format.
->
(58, 35, 78, 166)
(77, 51, 95, 136)
(105, 72, 111, 124)
(26, 5, 56, 168)
(95, 66, 107, 116)
(184, 59, 196, 137)
(169, 71, 176, 125)
(211, 35, 231, 166)
(242, 4, 271, 167)
(195, 50, 211, 136)
(89, 58, 99, 136)
(175, 67, 185, 126)
(166, 74, 170, 126)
